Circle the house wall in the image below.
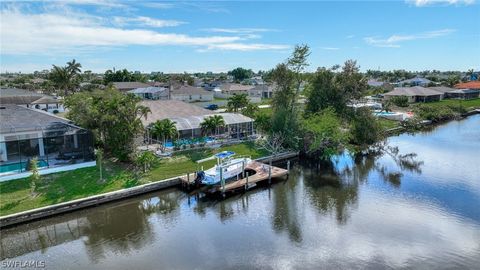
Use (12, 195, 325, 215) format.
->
(171, 93, 214, 102)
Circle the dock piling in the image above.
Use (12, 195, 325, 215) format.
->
(245, 172, 249, 191)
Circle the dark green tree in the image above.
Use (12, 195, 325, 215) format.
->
(227, 93, 249, 112)
(65, 87, 151, 161)
(228, 67, 254, 82)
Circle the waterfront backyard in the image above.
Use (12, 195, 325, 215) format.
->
(1, 115, 479, 269)
(0, 142, 268, 216)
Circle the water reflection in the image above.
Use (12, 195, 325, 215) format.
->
(1, 116, 479, 269)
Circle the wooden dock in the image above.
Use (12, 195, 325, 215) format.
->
(180, 160, 289, 194)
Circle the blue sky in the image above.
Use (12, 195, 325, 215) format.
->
(1, 0, 479, 73)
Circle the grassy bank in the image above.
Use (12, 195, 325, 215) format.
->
(0, 142, 268, 216)
(418, 98, 480, 111)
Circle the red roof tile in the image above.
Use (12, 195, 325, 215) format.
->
(454, 81, 480, 89)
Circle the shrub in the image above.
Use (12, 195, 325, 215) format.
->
(52, 109, 59, 114)
(390, 96, 409, 107)
(350, 107, 383, 146)
(413, 104, 460, 122)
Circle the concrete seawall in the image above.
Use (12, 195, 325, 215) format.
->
(0, 151, 298, 228)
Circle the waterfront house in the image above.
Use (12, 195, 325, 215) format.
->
(128, 87, 169, 100)
(446, 89, 480, 100)
(0, 88, 64, 113)
(170, 85, 214, 102)
(383, 86, 443, 102)
(140, 100, 254, 140)
(112, 82, 150, 92)
(0, 105, 94, 178)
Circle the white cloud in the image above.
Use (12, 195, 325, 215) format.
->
(364, 29, 455, 48)
(141, 2, 175, 9)
(406, 0, 475, 6)
(319, 47, 340, 50)
(113, 16, 185, 27)
(206, 43, 290, 51)
(346, 35, 355, 39)
(0, 8, 288, 54)
(204, 28, 278, 34)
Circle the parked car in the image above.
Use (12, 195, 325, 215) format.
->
(205, 104, 218, 110)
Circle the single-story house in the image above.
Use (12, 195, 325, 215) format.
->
(112, 82, 151, 92)
(0, 105, 94, 176)
(128, 87, 169, 100)
(446, 89, 480, 100)
(428, 86, 457, 95)
(0, 88, 64, 113)
(219, 83, 254, 95)
(140, 100, 254, 140)
(170, 85, 213, 102)
(384, 86, 443, 103)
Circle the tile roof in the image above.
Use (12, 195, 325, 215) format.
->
(113, 82, 151, 90)
(139, 100, 253, 130)
(428, 86, 457, 93)
(454, 81, 480, 89)
(0, 104, 74, 135)
(384, 86, 443, 97)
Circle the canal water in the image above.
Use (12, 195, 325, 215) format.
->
(1, 115, 479, 269)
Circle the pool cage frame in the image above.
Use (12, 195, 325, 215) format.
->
(0, 122, 94, 174)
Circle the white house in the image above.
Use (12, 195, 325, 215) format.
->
(170, 85, 213, 102)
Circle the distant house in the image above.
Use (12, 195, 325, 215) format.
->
(384, 86, 443, 102)
(447, 89, 480, 100)
(0, 88, 64, 113)
(249, 84, 275, 99)
(219, 83, 254, 96)
(368, 79, 386, 87)
(397, 77, 434, 87)
(112, 82, 150, 92)
(170, 85, 213, 102)
(368, 79, 393, 90)
(128, 87, 169, 100)
(140, 100, 254, 140)
(454, 81, 480, 90)
(0, 105, 94, 178)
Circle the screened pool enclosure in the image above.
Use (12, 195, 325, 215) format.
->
(0, 105, 94, 175)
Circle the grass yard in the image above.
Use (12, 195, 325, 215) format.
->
(0, 142, 269, 216)
(144, 141, 268, 181)
(422, 98, 480, 110)
(377, 118, 400, 130)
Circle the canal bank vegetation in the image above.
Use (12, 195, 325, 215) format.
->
(0, 142, 268, 216)
(252, 45, 386, 159)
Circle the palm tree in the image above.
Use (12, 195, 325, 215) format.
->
(50, 59, 82, 97)
(150, 119, 178, 151)
(241, 103, 259, 118)
(227, 93, 249, 112)
(200, 115, 225, 137)
(49, 65, 70, 97)
(67, 59, 82, 76)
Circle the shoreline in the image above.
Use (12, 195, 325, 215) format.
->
(2, 110, 479, 228)
(0, 151, 298, 228)
(384, 109, 480, 135)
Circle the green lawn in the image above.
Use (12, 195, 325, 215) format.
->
(145, 142, 268, 181)
(0, 162, 128, 216)
(412, 98, 480, 110)
(0, 142, 269, 216)
(377, 118, 400, 130)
